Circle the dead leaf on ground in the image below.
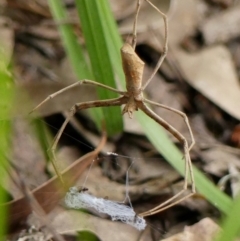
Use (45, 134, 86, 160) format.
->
(162, 218, 220, 241)
(3, 133, 106, 231)
(228, 164, 240, 198)
(50, 207, 143, 241)
(191, 115, 240, 176)
(200, 4, 240, 45)
(74, 163, 180, 203)
(174, 45, 240, 120)
(9, 117, 48, 199)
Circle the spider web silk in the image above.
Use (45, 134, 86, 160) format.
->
(65, 186, 146, 230)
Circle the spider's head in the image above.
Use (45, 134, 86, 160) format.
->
(122, 97, 138, 119)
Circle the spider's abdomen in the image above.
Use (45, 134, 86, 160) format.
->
(121, 43, 144, 99)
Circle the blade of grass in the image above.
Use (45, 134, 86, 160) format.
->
(76, 0, 123, 136)
(98, 1, 125, 80)
(32, 119, 53, 163)
(48, 1, 91, 79)
(0, 59, 14, 237)
(215, 194, 240, 241)
(48, 0, 104, 132)
(49, 0, 123, 135)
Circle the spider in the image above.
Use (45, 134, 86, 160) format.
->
(32, 0, 195, 217)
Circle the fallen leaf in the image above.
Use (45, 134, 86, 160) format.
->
(175, 45, 240, 120)
(51, 208, 143, 241)
(3, 132, 106, 232)
(162, 218, 220, 241)
(200, 5, 240, 45)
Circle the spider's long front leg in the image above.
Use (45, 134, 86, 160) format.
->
(50, 96, 128, 184)
(30, 79, 126, 113)
(141, 0, 168, 90)
(132, 0, 142, 50)
(137, 101, 195, 217)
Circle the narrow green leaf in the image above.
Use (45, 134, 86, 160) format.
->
(48, 0, 91, 78)
(215, 194, 240, 241)
(32, 119, 52, 163)
(48, 0, 103, 131)
(0, 58, 14, 237)
(99, 1, 125, 81)
(76, 0, 123, 136)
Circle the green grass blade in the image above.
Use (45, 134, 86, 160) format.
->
(76, 0, 123, 136)
(99, 1, 125, 80)
(0, 58, 14, 237)
(32, 119, 53, 163)
(215, 194, 240, 241)
(48, 0, 104, 131)
(48, 0, 91, 79)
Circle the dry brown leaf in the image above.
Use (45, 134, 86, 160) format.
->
(202, 148, 240, 176)
(75, 163, 180, 204)
(3, 133, 106, 231)
(51, 207, 142, 241)
(229, 164, 240, 198)
(162, 218, 220, 241)
(191, 115, 240, 176)
(163, 0, 240, 120)
(200, 5, 240, 45)
(10, 118, 48, 199)
(175, 45, 240, 120)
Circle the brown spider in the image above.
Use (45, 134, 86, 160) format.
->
(32, 0, 195, 217)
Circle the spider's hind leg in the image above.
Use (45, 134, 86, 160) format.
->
(137, 102, 195, 217)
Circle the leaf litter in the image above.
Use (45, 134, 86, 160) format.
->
(2, 0, 240, 240)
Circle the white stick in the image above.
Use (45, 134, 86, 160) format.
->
(65, 187, 146, 230)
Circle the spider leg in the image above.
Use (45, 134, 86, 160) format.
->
(143, 99, 195, 189)
(49, 96, 127, 184)
(144, 98, 195, 151)
(132, 0, 142, 50)
(30, 79, 126, 113)
(137, 102, 195, 216)
(139, 191, 194, 217)
(141, 0, 168, 90)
